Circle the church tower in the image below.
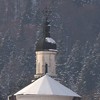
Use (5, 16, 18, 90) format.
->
(34, 17, 57, 78)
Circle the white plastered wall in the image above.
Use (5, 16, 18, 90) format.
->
(35, 51, 57, 77)
(16, 95, 74, 100)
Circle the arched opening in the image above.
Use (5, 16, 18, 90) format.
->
(45, 63, 48, 74)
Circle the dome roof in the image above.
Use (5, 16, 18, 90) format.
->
(14, 75, 80, 97)
(36, 18, 57, 51)
(36, 37, 57, 51)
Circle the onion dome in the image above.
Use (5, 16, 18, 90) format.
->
(36, 18, 57, 51)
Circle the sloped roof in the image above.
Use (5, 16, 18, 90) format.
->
(15, 75, 80, 97)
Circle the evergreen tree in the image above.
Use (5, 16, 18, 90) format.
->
(22, 0, 34, 25)
(80, 33, 100, 96)
(0, 35, 16, 72)
(64, 40, 83, 91)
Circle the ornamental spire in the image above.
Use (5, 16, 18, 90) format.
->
(43, 8, 52, 37)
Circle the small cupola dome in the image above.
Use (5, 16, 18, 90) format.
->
(36, 18, 57, 51)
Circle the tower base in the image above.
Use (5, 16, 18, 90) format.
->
(34, 74, 44, 79)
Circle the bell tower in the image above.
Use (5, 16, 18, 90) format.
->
(34, 14, 57, 79)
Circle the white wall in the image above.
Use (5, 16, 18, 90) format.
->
(35, 51, 57, 78)
(16, 95, 74, 100)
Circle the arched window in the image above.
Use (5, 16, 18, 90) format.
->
(45, 63, 48, 74)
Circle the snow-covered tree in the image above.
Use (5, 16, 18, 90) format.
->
(79, 33, 100, 96)
(62, 40, 83, 91)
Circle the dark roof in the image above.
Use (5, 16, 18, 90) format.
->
(36, 18, 57, 51)
(36, 37, 57, 51)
